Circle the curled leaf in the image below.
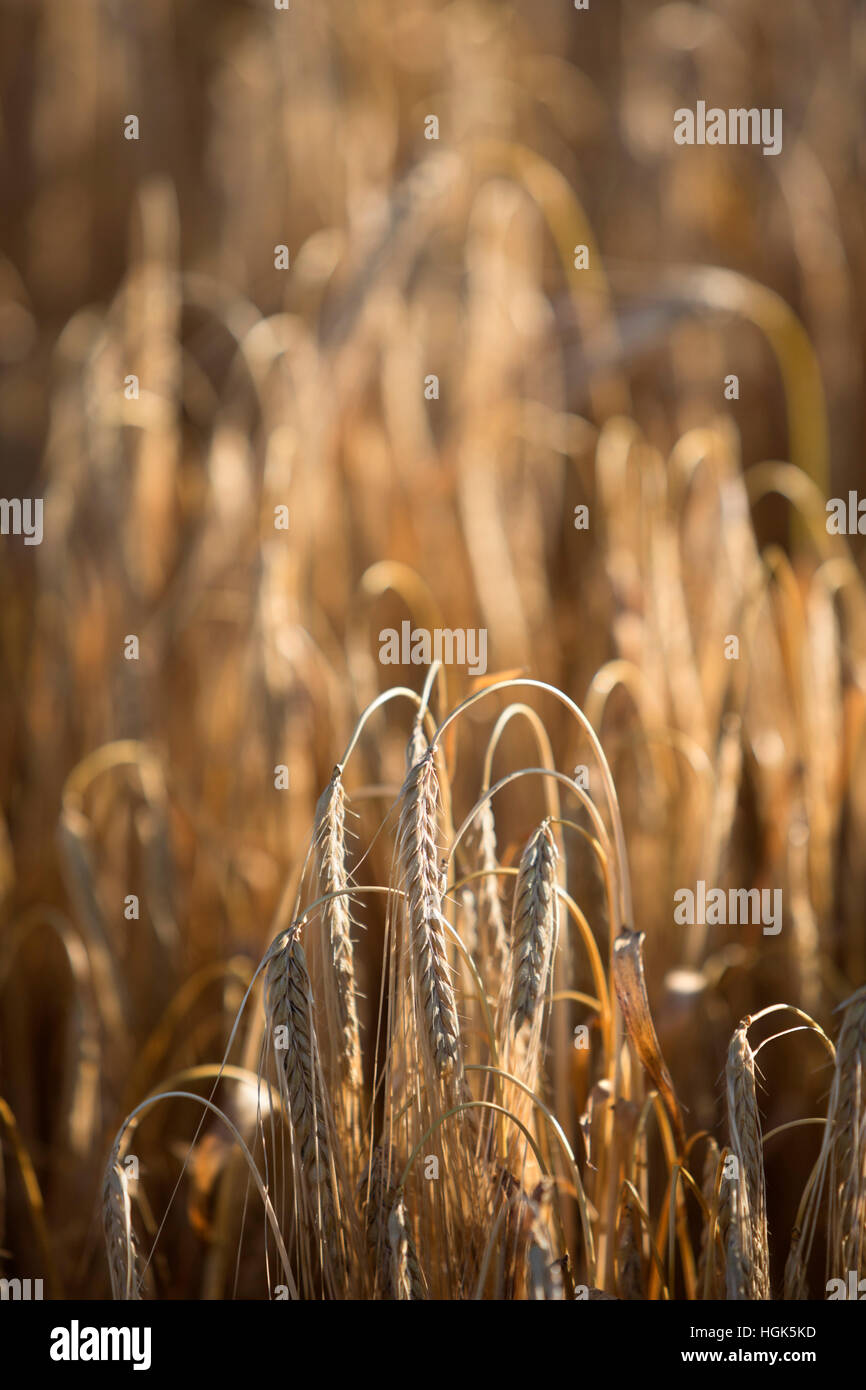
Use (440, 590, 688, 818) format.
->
(613, 929, 685, 1152)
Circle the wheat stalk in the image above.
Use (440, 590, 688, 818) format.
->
(264, 924, 355, 1293)
(405, 715, 429, 772)
(524, 1180, 564, 1301)
(360, 1144, 427, 1299)
(387, 1190, 428, 1301)
(509, 820, 558, 1031)
(783, 1228, 809, 1300)
(103, 1149, 142, 1301)
(724, 1179, 752, 1301)
(697, 1138, 723, 1298)
(313, 768, 362, 1095)
(831, 987, 866, 1278)
(616, 1191, 644, 1300)
(725, 1021, 770, 1298)
(469, 799, 510, 990)
(781, 986, 866, 1295)
(396, 749, 461, 1081)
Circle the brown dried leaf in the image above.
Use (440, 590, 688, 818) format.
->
(613, 928, 686, 1152)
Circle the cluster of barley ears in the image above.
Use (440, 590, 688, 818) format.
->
(94, 672, 865, 1299)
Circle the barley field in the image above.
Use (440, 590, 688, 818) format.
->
(1, 0, 865, 1303)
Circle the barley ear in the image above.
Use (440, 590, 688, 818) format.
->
(509, 819, 558, 1032)
(725, 1022, 770, 1298)
(313, 769, 363, 1095)
(397, 750, 461, 1080)
(265, 925, 348, 1279)
(103, 1148, 142, 1301)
